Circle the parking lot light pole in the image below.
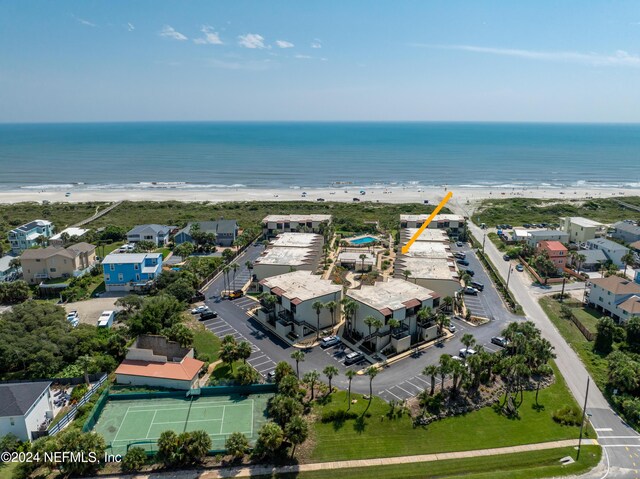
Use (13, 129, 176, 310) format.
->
(482, 234, 486, 253)
(577, 377, 590, 460)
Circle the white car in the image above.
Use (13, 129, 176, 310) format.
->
(191, 305, 209, 314)
(66, 310, 79, 322)
(459, 348, 476, 359)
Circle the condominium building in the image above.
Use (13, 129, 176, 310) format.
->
(258, 270, 342, 340)
(561, 217, 606, 243)
(399, 214, 466, 233)
(253, 233, 323, 281)
(347, 278, 439, 353)
(262, 214, 332, 238)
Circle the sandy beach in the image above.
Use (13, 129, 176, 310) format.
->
(0, 185, 638, 216)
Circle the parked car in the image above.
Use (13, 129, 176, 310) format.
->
(267, 371, 277, 382)
(463, 286, 478, 295)
(320, 335, 341, 348)
(456, 259, 469, 266)
(344, 351, 364, 365)
(503, 254, 511, 261)
(447, 324, 456, 333)
(191, 305, 209, 314)
(228, 289, 244, 299)
(190, 291, 206, 302)
(423, 199, 429, 204)
(470, 281, 484, 291)
(352, 198, 360, 202)
(200, 310, 218, 320)
(456, 241, 464, 247)
(459, 348, 476, 358)
(523, 223, 531, 228)
(454, 252, 466, 259)
(516, 264, 524, 272)
(491, 336, 508, 347)
(316, 198, 326, 202)
(465, 269, 475, 277)
(66, 310, 79, 322)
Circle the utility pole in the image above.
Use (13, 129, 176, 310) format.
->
(505, 265, 513, 290)
(482, 234, 486, 254)
(577, 377, 590, 460)
(560, 277, 566, 303)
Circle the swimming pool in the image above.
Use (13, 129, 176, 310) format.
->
(349, 236, 378, 245)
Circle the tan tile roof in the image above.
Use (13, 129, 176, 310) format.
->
(619, 296, 640, 315)
(591, 276, 640, 295)
(115, 357, 203, 381)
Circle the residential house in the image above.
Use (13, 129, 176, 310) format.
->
(611, 221, 640, 244)
(115, 335, 203, 390)
(262, 214, 332, 238)
(0, 255, 20, 282)
(536, 240, 568, 273)
(257, 270, 342, 340)
(173, 220, 239, 247)
(561, 217, 606, 243)
(20, 243, 96, 284)
(400, 214, 466, 234)
(8, 220, 53, 254)
(630, 240, 640, 254)
(126, 224, 176, 246)
(587, 276, 640, 322)
(102, 252, 162, 292)
(574, 249, 608, 272)
(49, 227, 90, 247)
(0, 382, 54, 441)
(586, 238, 630, 268)
(347, 278, 439, 353)
(526, 230, 570, 249)
(253, 233, 323, 281)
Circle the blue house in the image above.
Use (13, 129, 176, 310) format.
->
(102, 252, 163, 292)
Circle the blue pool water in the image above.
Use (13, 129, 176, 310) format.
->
(349, 236, 377, 245)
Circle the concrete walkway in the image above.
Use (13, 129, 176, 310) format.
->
(113, 439, 597, 479)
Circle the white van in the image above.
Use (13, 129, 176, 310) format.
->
(97, 310, 115, 328)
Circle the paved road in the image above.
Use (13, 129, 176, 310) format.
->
(199, 241, 519, 403)
(466, 220, 640, 478)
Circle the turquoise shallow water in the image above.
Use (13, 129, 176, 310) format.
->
(0, 122, 638, 191)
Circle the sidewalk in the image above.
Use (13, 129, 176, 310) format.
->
(186, 439, 596, 479)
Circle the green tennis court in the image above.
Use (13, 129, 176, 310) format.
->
(92, 393, 272, 455)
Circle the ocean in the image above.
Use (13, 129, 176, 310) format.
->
(0, 122, 638, 191)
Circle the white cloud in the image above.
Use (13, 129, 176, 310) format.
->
(194, 25, 223, 45)
(311, 39, 322, 49)
(72, 14, 95, 27)
(209, 58, 272, 71)
(294, 54, 312, 59)
(275, 40, 294, 48)
(412, 44, 640, 67)
(127, 22, 135, 32)
(238, 33, 266, 49)
(159, 25, 188, 41)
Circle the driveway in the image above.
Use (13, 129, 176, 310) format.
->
(64, 296, 122, 326)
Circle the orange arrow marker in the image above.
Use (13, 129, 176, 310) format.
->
(401, 191, 453, 254)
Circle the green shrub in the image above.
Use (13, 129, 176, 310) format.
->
(320, 409, 360, 423)
(122, 446, 147, 472)
(552, 405, 582, 426)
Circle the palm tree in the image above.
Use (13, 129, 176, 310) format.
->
(416, 306, 432, 339)
(323, 365, 339, 394)
(438, 355, 452, 391)
(77, 355, 94, 385)
(261, 294, 278, 323)
(388, 318, 401, 335)
(576, 253, 587, 275)
(403, 269, 412, 282)
(436, 312, 450, 336)
(245, 260, 253, 270)
(222, 265, 231, 293)
(450, 359, 466, 397)
(423, 364, 439, 396)
(460, 333, 476, 355)
(364, 366, 378, 412)
(303, 370, 320, 400)
(325, 300, 338, 328)
(371, 318, 384, 351)
(312, 301, 324, 340)
(237, 341, 252, 363)
(345, 369, 357, 409)
(359, 253, 367, 272)
(363, 315, 376, 345)
(291, 350, 305, 379)
(622, 251, 636, 277)
(442, 296, 454, 312)
(231, 262, 239, 287)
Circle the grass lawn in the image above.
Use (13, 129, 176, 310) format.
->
(268, 446, 600, 479)
(573, 306, 602, 335)
(473, 196, 640, 227)
(155, 247, 172, 260)
(96, 241, 124, 257)
(191, 322, 222, 363)
(539, 297, 608, 389)
(488, 232, 507, 251)
(307, 361, 591, 463)
(209, 360, 244, 384)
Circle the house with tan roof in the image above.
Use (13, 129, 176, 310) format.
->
(253, 233, 323, 281)
(257, 270, 342, 341)
(115, 335, 204, 390)
(587, 276, 640, 322)
(346, 278, 439, 353)
(20, 242, 96, 284)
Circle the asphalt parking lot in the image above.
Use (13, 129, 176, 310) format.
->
(201, 242, 521, 401)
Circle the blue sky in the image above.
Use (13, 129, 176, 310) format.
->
(1, 0, 639, 122)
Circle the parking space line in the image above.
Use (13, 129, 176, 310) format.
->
(248, 354, 267, 363)
(252, 360, 273, 368)
(393, 385, 412, 396)
(405, 380, 424, 392)
(413, 376, 431, 386)
(384, 389, 403, 400)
